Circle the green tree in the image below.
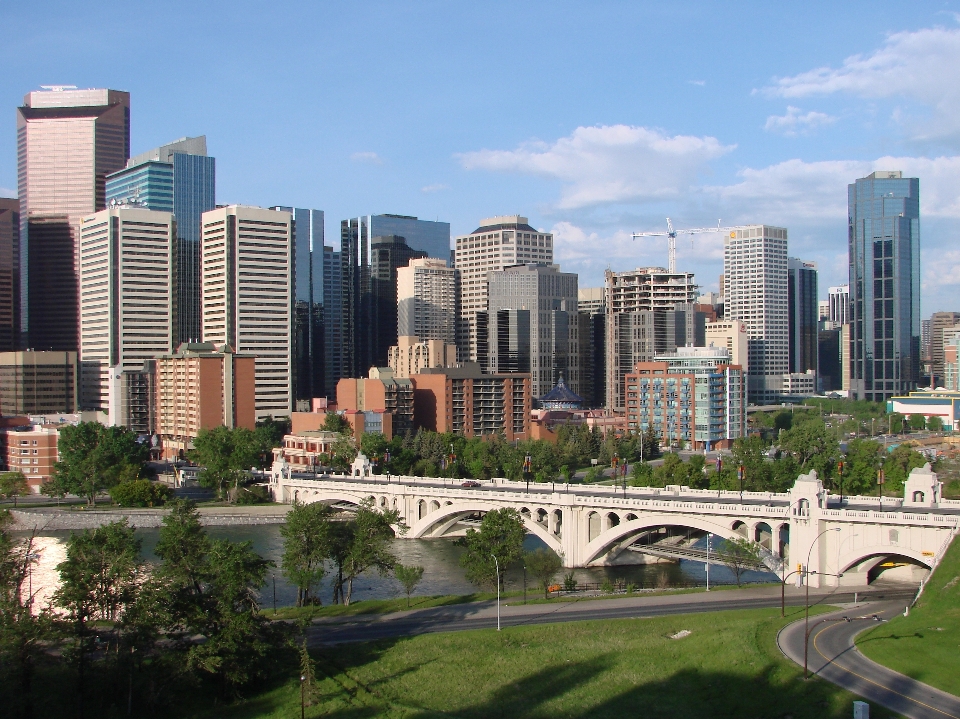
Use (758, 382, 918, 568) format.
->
(324, 412, 351, 435)
(280, 501, 332, 607)
(714, 537, 762, 587)
(53, 422, 148, 506)
(524, 548, 563, 599)
(0, 471, 30, 507)
(190, 426, 259, 499)
(929, 415, 944, 432)
(339, 501, 404, 604)
(778, 419, 838, 469)
(394, 564, 425, 607)
(883, 444, 927, 493)
(298, 639, 318, 708)
(457, 508, 526, 589)
(730, 436, 771, 490)
(628, 461, 654, 487)
(909, 414, 927, 430)
(843, 439, 884, 495)
(109, 479, 172, 507)
(331, 435, 357, 471)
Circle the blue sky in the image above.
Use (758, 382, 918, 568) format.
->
(4, 1, 960, 309)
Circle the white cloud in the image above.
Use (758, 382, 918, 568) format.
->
(763, 26, 960, 141)
(421, 183, 448, 193)
(764, 106, 836, 136)
(923, 250, 960, 291)
(458, 124, 734, 209)
(688, 80, 706, 86)
(351, 151, 383, 164)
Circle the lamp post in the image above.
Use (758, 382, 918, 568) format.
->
(836, 460, 844, 505)
(300, 674, 306, 719)
(804, 527, 841, 678)
(737, 465, 745, 502)
(705, 534, 711, 591)
(492, 554, 501, 631)
(523, 455, 532, 493)
(877, 467, 885, 511)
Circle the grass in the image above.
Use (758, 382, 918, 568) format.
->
(857, 534, 960, 696)
(190, 605, 896, 719)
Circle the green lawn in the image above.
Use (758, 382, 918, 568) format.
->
(196, 606, 896, 719)
(857, 535, 960, 696)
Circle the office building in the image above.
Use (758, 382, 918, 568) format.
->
(0, 198, 19, 351)
(455, 216, 553, 361)
(17, 87, 131, 352)
(369, 235, 427, 365)
(271, 207, 325, 408)
(819, 328, 842, 392)
(340, 215, 450, 376)
(888, 390, 960, 431)
(625, 346, 745, 450)
(818, 301, 830, 329)
(944, 330, 960, 391)
(323, 245, 343, 396)
(486, 263, 579, 398)
(723, 225, 789, 404)
(929, 312, 960, 387)
(578, 288, 606, 409)
(336, 367, 414, 438)
(411, 363, 531, 440)
(0, 351, 77, 414)
(604, 267, 699, 411)
(922, 319, 932, 362)
(78, 208, 175, 429)
(788, 257, 818, 377)
(0, 423, 60, 493)
(705, 320, 748, 372)
(201, 205, 293, 420)
(848, 171, 920, 401)
(397, 258, 459, 345)
(828, 285, 850, 328)
(387, 336, 458, 378)
(152, 342, 256, 460)
(107, 136, 215, 345)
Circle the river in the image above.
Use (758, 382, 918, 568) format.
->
(21, 526, 777, 610)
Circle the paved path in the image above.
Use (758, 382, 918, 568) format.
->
(307, 583, 916, 646)
(778, 601, 960, 719)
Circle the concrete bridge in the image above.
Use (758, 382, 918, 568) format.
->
(270, 457, 959, 588)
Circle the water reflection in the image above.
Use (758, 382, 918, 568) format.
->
(23, 526, 777, 610)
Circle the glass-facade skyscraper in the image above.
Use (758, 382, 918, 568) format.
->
(787, 257, 818, 376)
(106, 136, 215, 345)
(848, 171, 920, 401)
(17, 87, 131, 352)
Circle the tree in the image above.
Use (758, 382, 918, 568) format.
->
(0, 471, 30, 508)
(628, 461, 653, 487)
(53, 422, 148, 505)
(844, 439, 884, 495)
(190, 426, 259, 499)
(324, 412, 351, 435)
(524, 548, 563, 599)
(929, 415, 944, 432)
(778, 419, 838, 469)
(393, 564, 425, 607)
(280, 501, 332, 607)
(882, 444, 927, 493)
(338, 501, 403, 605)
(909, 414, 927, 430)
(298, 639, 318, 708)
(714, 537, 762, 587)
(458, 508, 526, 589)
(109, 479, 172, 507)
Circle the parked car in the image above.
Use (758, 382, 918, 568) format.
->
(461, 480, 481, 488)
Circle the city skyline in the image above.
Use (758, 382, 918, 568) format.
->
(4, 3, 960, 308)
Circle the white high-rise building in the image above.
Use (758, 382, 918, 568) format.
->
(201, 205, 293, 420)
(828, 285, 850, 327)
(455, 216, 553, 361)
(78, 207, 175, 424)
(723, 225, 789, 404)
(705, 320, 748, 373)
(397, 257, 458, 345)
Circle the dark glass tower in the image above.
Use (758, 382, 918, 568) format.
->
(106, 136, 215, 344)
(788, 257, 818, 375)
(848, 171, 920, 401)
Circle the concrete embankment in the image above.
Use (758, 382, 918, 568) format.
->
(9, 505, 290, 530)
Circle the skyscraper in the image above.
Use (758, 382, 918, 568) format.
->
(787, 257, 818, 376)
(848, 171, 920, 401)
(455, 216, 553, 362)
(78, 207, 175, 428)
(202, 206, 293, 420)
(486, 263, 579, 398)
(828, 285, 850, 327)
(18, 87, 131, 351)
(322, 245, 343, 397)
(397, 257, 459, 344)
(0, 199, 20, 352)
(106, 136, 216, 344)
(577, 288, 606, 408)
(340, 215, 450, 376)
(929, 312, 960, 387)
(723, 225, 789, 404)
(272, 207, 324, 408)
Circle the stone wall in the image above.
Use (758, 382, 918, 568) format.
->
(8, 509, 288, 531)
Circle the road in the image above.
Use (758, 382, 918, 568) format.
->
(307, 583, 916, 646)
(778, 602, 960, 719)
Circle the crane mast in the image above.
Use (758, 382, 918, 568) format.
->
(632, 217, 742, 272)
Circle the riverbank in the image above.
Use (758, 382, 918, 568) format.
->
(8, 503, 291, 530)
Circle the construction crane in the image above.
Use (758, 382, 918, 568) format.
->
(632, 217, 740, 273)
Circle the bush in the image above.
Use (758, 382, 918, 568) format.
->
(235, 485, 271, 505)
(109, 480, 172, 507)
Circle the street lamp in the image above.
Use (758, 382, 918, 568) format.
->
(737, 465, 745, 501)
(523, 455, 532, 493)
(491, 554, 501, 631)
(877, 467, 886, 511)
(804, 527, 841, 678)
(300, 675, 306, 719)
(836, 460, 844, 505)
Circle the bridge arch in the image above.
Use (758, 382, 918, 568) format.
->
(838, 545, 932, 579)
(288, 488, 370, 508)
(408, 500, 563, 554)
(582, 513, 747, 565)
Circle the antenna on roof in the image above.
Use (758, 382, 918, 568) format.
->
(40, 85, 78, 92)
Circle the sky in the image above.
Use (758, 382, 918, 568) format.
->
(3, 1, 960, 309)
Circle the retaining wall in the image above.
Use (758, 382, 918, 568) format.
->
(8, 509, 288, 531)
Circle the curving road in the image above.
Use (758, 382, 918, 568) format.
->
(778, 601, 960, 719)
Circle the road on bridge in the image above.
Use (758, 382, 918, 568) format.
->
(307, 584, 916, 647)
(778, 601, 960, 719)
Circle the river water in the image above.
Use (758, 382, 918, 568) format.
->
(22, 526, 777, 610)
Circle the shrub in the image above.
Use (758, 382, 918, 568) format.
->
(109, 479, 172, 507)
(235, 485, 271, 505)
